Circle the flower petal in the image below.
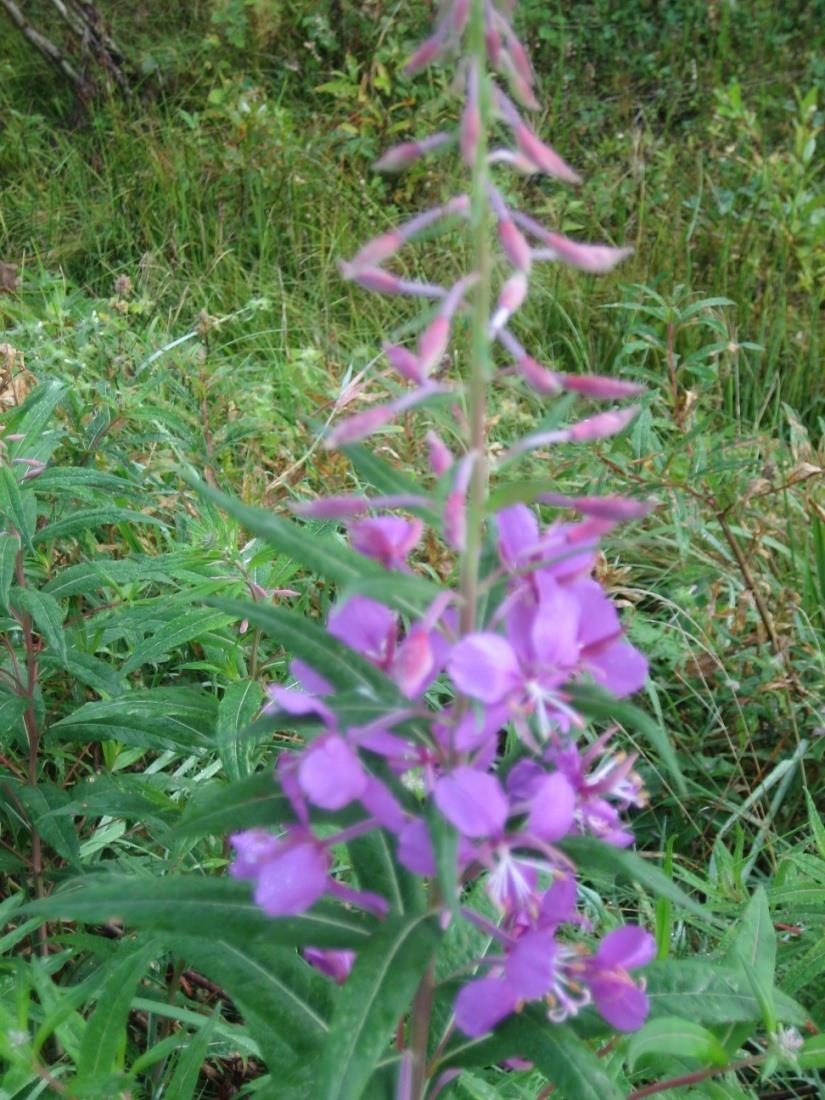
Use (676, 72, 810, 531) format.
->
(435, 765, 508, 838)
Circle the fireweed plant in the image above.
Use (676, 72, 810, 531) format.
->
(229, 0, 660, 1092)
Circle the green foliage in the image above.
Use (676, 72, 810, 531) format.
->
(0, 1, 823, 1096)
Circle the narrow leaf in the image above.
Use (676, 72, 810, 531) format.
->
(316, 913, 441, 1100)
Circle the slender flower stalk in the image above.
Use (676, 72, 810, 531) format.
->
(226, 3, 658, 1095)
(459, 0, 493, 637)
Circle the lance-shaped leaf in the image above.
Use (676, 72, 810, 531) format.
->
(187, 475, 438, 614)
(210, 597, 402, 701)
(29, 876, 378, 949)
(316, 913, 441, 1100)
(558, 836, 708, 920)
(441, 1007, 623, 1100)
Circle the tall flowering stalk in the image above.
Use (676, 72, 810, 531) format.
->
(229, 2, 658, 1094)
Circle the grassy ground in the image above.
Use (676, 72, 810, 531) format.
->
(0, 0, 823, 1096)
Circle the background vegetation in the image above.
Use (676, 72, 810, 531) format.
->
(0, 0, 823, 1096)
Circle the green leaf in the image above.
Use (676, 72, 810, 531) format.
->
(427, 802, 459, 917)
(626, 1016, 728, 1071)
(0, 692, 27, 744)
(564, 682, 685, 794)
(443, 1011, 623, 1100)
(164, 1007, 219, 1100)
(3, 380, 66, 462)
(805, 790, 825, 861)
(783, 933, 825, 995)
(172, 935, 333, 1057)
(33, 508, 165, 545)
(120, 608, 231, 675)
(798, 1033, 825, 1071)
(348, 830, 424, 917)
(189, 477, 437, 614)
(211, 598, 400, 701)
(52, 688, 216, 755)
(12, 588, 66, 661)
(559, 836, 708, 921)
(0, 465, 35, 547)
(726, 888, 778, 1003)
(316, 912, 441, 1100)
(30, 876, 378, 948)
(218, 679, 265, 781)
(0, 533, 19, 611)
(645, 960, 804, 1025)
(77, 941, 157, 1080)
(12, 782, 81, 868)
(344, 445, 441, 525)
(175, 772, 292, 838)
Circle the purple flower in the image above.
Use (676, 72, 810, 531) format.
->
(303, 947, 356, 984)
(584, 926, 656, 1031)
(434, 765, 508, 839)
(298, 734, 367, 811)
(349, 516, 424, 570)
(230, 829, 330, 917)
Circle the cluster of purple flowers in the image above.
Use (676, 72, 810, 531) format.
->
(230, 0, 657, 1045)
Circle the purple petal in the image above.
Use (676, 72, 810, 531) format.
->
(360, 776, 406, 833)
(538, 874, 578, 928)
(254, 840, 329, 916)
(298, 736, 367, 810)
(505, 930, 555, 999)
(397, 818, 435, 876)
(570, 579, 621, 648)
(229, 829, 281, 880)
(349, 516, 423, 570)
(267, 683, 334, 722)
(530, 574, 581, 671)
(528, 771, 577, 841)
(434, 766, 508, 838)
(590, 976, 650, 1032)
(454, 977, 518, 1037)
(449, 633, 521, 704)
(290, 658, 334, 697)
(391, 627, 436, 697)
(328, 596, 396, 665)
(505, 758, 545, 800)
(303, 947, 355, 984)
(596, 926, 657, 970)
(496, 504, 540, 568)
(588, 640, 648, 698)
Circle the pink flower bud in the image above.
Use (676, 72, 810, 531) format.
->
(461, 61, 481, 166)
(499, 218, 532, 271)
(517, 355, 562, 395)
(460, 105, 482, 166)
(485, 25, 502, 65)
(490, 271, 528, 332)
(326, 405, 397, 448)
(426, 430, 454, 476)
(350, 231, 404, 272)
(384, 343, 425, 384)
(451, 0, 470, 33)
(443, 452, 476, 551)
(568, 406, 640, 442)
(373, 132, 451, 173)
(538, 493, 655, 521)
(560, 374, 646, 399)
(292, 496, 370, 518)
(405, 32, 445, 76)
(532, 236, 633, 273)
(514, 124, 581, 184)
(342, 266, 403, 293)
(417, 315, 451, 375)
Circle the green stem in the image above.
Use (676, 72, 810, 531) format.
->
(409, 4, 494, 1097)
(458, 0, 493, 636)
